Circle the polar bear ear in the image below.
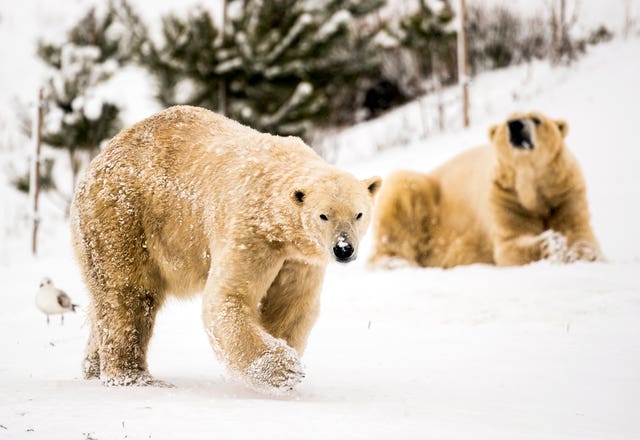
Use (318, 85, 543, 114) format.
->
(488, 124, 498, 141)
(555, 119, 569, 138)
(363, 176, 382, 197)
(291, 189, 306, 205)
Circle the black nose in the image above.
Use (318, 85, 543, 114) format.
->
(508, 119, 524, 136)
(333, 241, 354, 262)
(507, 118, 533, 149)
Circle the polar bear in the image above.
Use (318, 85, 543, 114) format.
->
(71, 106, 381, 392)
(369, 111, 602, 268)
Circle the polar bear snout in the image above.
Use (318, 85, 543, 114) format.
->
(508, 118, 533, 150)
(333, 232, 356, 263)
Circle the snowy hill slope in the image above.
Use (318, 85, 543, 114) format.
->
(1, 38, 640, 440)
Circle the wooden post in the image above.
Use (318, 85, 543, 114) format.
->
(457, 0, 470, 128)
(30, 87, 44, 256)
(551, 3, 559, 64)
(417, 51, 429, 138)
(418, 97, 429, 138)
(552, 0, 571, 63)
(623, 0, 632, 38)
(431, 51, 445, 131)
(559, 0, 568, 59)
(218, 0, 228, 115)
(437, 88, 445, 131)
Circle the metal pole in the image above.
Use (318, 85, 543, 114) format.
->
(30, 87, 44, 256)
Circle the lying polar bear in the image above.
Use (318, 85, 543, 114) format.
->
(370, 111, 603, 268)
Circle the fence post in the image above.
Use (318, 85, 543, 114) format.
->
(437, 88, 445, 131)
(623, 0, 632, 38)
(418, 96, 429, 138)
(29, 87, 44, 256)
(218, 0, 228, 115)
(457, 0, 470, 128)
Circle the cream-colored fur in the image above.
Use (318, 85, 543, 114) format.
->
(370, 111, 602, 268)
(71, 106, 381, 391)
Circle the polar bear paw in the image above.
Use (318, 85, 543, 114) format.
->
(101, 371, 175, 388)
(566, 240, 604, 263)
(83, 353, 101, 379)
(244, 338, 304, 394)
(538, 230, 569, 263)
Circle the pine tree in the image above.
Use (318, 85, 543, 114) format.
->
(36, 0, 145, 193)
(145, 8, 225, 110)
(37, 0, 147, 68)
(395, 0, 457, 83)
(146, 0, 387, 138)
(222, 0, 386, 135)
(12, 158, 56, 194)
(40, 43, 121, 191)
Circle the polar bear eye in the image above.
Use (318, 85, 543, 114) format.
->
(356, 212, 363, 220)
(532, 117, 541, 126)
(320, 214, 329, 221)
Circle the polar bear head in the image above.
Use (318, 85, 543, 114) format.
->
(489, 111, 569, 165)
(291, 172, 381, 263)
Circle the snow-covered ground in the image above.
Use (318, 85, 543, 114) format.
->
(2, 6, 640, 440)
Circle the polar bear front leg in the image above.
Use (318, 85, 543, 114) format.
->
(547, 195, 605, 262)
(202, 250, 304, 393)
(260, 260, 325, 355)
(493, 231, 569, 266)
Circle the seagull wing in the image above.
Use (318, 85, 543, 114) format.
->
(57, 291, 73, 309)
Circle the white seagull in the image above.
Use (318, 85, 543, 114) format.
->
(35, 277, 78, 325)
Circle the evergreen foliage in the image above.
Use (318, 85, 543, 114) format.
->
(395, 0, 457, 82)
(35, 0, 144, 192)
(145, 9, 225, 112)
(37, 0, 146, 68)
(13, 159, 56, 194)
(145, 0, 389, 137)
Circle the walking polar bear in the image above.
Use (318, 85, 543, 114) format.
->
(370, 111, 603, 268)
(71, 106, 381, 392)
